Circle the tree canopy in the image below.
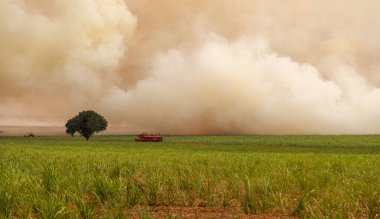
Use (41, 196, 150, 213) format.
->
(65, 110, 108, 140)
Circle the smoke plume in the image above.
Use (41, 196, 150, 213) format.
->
(1, 0, 380, 134)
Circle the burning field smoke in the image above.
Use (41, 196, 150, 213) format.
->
(1, 0, 380, 134)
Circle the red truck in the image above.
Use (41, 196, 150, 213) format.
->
(135, 133, 163, 142)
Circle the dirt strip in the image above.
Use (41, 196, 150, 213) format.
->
(126, 206, 296, 218)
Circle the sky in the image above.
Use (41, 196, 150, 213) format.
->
(1, 0, 380, 134)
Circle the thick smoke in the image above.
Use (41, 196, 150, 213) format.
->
(1, 0, 380, 134)
(0, 0, 136, 125)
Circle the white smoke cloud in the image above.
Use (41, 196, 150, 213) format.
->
(0, 0, 136, 123)
(102, 35, 380, 134)
(1, 0, 380, 134)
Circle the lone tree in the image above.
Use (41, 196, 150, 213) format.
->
(65, 110, 108, 140)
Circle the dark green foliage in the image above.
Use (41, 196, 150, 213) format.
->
(65, 110, 108, 140)
(65, 118, 78, 137)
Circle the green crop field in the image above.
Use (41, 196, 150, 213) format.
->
(0, 135, 379, 218)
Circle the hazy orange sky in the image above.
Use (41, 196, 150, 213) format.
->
(1, 0, 380, 134)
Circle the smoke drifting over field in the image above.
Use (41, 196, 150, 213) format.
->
(1, 0, 380, 134)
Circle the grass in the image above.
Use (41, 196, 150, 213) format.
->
(0, 135, 379, 218)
